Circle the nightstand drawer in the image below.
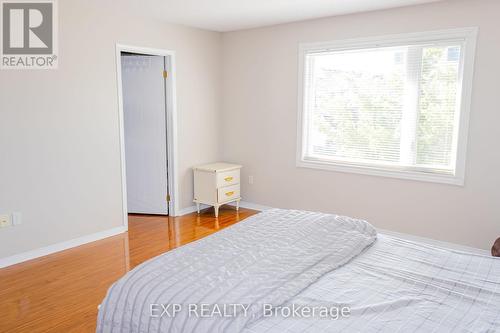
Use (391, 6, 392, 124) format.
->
(216, 169, 240, 188)
(193, 162, 242, 218)
(217, 184, 240, 203)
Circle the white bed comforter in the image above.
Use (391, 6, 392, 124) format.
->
(96, 209, 377, 333)
(245, 235, 500, 333)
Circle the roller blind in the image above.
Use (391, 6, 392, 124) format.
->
(302, 41, 464, 175)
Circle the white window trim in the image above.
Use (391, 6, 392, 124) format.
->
(296, 27, 478, 186)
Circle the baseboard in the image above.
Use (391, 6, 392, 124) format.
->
(377, 228, 489, 255)
(0, 226, 127, 269)
(177, 205, 198, 216)
(178, 201, 272, 216)
(1, 202, 487, 269)
(177, 204, 210, 216)
(227, 201, 273, 211)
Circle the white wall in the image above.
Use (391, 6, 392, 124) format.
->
(221, 0, 500, 250)
(0, 0, 222, 258)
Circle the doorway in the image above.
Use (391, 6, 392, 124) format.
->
(116, 45, 178, 228)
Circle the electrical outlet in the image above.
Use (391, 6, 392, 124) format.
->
(12, 212, 22, 225)
(0, 214, 11, 228)
(248, 175, 254, 185)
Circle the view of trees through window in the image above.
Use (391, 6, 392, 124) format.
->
(304, 43, 461, 173)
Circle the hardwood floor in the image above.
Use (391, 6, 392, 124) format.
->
(0, 207, 258, 333)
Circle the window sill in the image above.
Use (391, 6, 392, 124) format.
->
(296, 158, 464, 186)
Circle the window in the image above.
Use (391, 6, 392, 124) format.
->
(297, 28, 477, 185)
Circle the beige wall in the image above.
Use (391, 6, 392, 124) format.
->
(1, 0, 498, 260)
(0, 0, 222, 258)
(221, 0, 500, 250)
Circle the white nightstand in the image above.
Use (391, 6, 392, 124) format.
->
(193, 162, 242, 217)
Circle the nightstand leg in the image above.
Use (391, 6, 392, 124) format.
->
(236, 199, 240, 211)
(214, 205, 219, 218)
(196, 202, 200, 214)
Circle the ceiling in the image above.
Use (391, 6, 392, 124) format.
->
(125, 0, 444, 32)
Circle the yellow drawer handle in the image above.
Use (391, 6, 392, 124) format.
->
(224, 176, 233, 182)
(225, 191, 234, 196)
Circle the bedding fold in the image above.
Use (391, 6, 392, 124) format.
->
(96, 209, 377, 333)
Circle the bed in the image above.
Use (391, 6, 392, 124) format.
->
(97, 209, 500, 332)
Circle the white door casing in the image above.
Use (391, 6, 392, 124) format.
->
(115, 44, 179, 227)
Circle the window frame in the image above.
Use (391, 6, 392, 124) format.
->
(296, 28, 478, 186)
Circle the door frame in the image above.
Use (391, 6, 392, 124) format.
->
(115, 44, 179, 229)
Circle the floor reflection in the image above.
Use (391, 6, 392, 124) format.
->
(127, 206, 252, 269)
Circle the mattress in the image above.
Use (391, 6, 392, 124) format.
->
(97, 209, 500, 332)
(246, 234, 500, 333)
